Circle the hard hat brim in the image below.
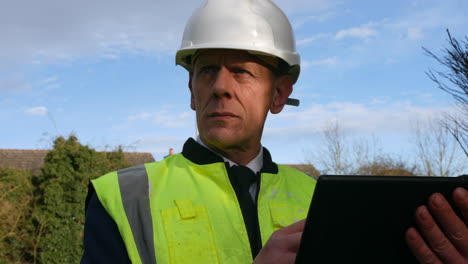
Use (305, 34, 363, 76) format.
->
(176, 46, 300, 84)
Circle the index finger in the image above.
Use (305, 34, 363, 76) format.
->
(277, 219, 306, 235)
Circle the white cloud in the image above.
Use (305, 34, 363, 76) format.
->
(0, 73, 61, 94)
(125, 107, 194, 128)
(128, 112, 152, 121)
(0, 0, 203, 94)
(302, 57, 338, 68)
(0, 0, 199, 69)
(0, 0, 343, 72)
(384, 57, 398, 64)
(265, 101, 456, 140)
(292, 13, 335, 29)
(407, 27, 424, 40)
(39, 76, 58, 84)
(297, 33, 329, 46)
(335, 25, 378, 40)
(0, 72, 31, 92)
(385, 1, 467, 43)
(369, 96, 391, 105)
(275, 0, 336, 15)
(36, 76, 61, 91)
(24, 106, 48, 116)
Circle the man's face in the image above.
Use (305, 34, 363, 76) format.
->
(189, 49, 289, 153)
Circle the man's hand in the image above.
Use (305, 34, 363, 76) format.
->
(406, 187, 468, 264)
(253, 219, 305, 264)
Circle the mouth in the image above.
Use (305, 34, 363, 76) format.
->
(208, 112, 238, 118)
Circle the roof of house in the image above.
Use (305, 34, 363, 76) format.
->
(0, 149, 155, 175)
(0, 148, 319, 177)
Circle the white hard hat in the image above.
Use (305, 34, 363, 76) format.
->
(175, 0, 301, 84)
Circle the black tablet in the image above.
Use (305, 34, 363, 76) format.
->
(295, 175, 468, 264)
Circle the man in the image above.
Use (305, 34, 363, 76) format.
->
(82, 0, 468, 263)
(82, 1, 314, 263)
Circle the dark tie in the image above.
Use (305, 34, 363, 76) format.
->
(229, 165, 258, 199)
(227, 165, 261, 257)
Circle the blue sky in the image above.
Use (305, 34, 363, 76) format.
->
(1, 0, 467, 167)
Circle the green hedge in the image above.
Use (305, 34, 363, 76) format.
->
(0, 136, 131, 264)
(0, 169, 34, 264)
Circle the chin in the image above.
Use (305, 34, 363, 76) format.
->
(201, 129, 242, 149)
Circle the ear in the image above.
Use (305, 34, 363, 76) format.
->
(270, 75, 293, 114)
(188, 72, 196, 111)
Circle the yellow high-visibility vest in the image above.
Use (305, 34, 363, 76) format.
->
(92, 138, 315, 264)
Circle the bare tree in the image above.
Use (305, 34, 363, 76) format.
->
(314, 121, 351, 175)
(352, 136, 416, 176)
(313, 121, 386, 175)
(311, 121, 418, 176)
(423, 29, 468, 156)
(352, 135, 384, 172)
(412, 118, 466, 176)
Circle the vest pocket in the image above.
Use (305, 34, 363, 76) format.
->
(161, 199, 219, 264)
(269, 203, 308, 231)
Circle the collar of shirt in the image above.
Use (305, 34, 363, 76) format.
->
(196, 136, 263, 174)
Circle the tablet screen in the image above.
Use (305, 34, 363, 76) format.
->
(295, 175, 468, 264)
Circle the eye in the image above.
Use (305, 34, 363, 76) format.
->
(198, 65, 219, 75)
(232, 68, 250, 75)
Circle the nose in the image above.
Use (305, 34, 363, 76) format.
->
(212, 67, 233, 99)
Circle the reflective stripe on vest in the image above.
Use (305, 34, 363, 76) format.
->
(118, 165, 156, 264)
(92, 165, 157, 264)
(93, 153, 316, 264)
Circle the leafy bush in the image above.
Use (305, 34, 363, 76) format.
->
(0, 135, 132, 263)
(33, 135, 131, 264)
(0, 169, 35, 264)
